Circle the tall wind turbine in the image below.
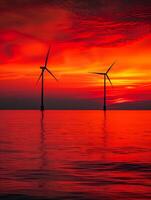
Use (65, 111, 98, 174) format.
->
(90, 62, 115, 110)
(37, 47, 58, 111)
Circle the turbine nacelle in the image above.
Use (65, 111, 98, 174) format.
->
(89, 61, 116, 86)
(37, 47, 58, 85)
(40, 66, 45, 69)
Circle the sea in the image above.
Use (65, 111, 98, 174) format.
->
(0, 110, 151, 200)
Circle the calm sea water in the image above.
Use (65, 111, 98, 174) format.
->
(0, 110, 151, 200)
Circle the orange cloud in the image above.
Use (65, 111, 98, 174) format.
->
(0, 1, 151, 109)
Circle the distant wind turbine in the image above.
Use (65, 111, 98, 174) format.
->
(90, 62, 115, 110)
(37, 47, 58, 111)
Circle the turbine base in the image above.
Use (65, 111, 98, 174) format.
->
(40, 106, 44, 111)
(103, 106, 106, 111)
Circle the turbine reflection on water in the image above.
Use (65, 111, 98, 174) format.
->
(38, 110, 47, 190)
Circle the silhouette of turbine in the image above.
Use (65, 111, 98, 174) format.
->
(90, 62, 115, 110)
(37, 47, 58, 111)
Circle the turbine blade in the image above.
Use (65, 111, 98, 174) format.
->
(44, 47, 50, 68)
(106, 61, 116, 73)
(46, 68, 58, 81)
(106, 74, 112, 86)
(89, 72, 105, 75)
(36, 72, 43, 84)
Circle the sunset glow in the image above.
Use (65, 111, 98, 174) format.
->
(0, 0, 151, 109)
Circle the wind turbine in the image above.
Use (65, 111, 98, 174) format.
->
(37, 47, 58, 111)
(90, 62, 115, 110)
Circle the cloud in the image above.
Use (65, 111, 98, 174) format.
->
(0, 0, 150, 46)
(0, 0, 151, 109)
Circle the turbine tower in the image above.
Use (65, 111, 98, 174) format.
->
(37, 47, 58, 111)
(90, 62, 115, 110)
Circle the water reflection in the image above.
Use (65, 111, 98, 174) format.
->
(0, 110, 150, 200)
(102, 111, 108, 161)
(38, 110, 48, 190)
(102, 111, 109, 195)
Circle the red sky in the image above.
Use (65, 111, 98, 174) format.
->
(0, 0, 151, 109)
